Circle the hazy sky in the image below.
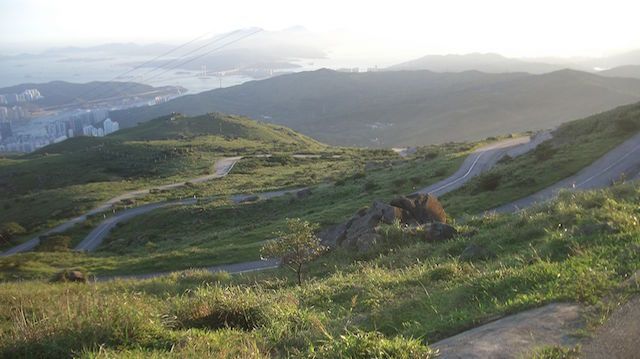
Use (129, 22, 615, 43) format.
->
(1, 0, 639, 58)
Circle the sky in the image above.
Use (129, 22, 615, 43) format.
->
(1, 0, 640, 58)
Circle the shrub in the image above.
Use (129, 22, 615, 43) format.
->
(497, 154, 513, 164)
(261, 219, 326, 285)
(534, 142, 558, 162)
(51, 268, 88, 283)
(35, 235, 71, 252)
(0, 222, 26, 246)
(615, 116, 639, 133)
(172, 287, 268, 331)
(475, 172, 502, 192)
(310, 330, 436, 358)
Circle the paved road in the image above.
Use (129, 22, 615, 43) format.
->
(415, 131, 552, 197)
(0, 157, 241, 257)
(432, 303, 582, 358)
(493, 131, 640, 213)
(74, 199, 196, 252)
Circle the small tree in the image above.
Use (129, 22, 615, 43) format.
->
(261, 218, 326, 285)
(0, 222, 26, 246)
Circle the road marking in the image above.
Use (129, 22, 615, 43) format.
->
(428, 152, 485, 194)
(576, 142, 640, 188)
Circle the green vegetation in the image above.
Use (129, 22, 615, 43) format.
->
(261, 218, 327, 285)
(441, 102, 640, 216)
(1, 183, 639, 358)
(0, 140, 472, 279)
(0, 113, 324, 245)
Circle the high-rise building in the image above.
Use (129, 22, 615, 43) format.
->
(0, 121, 12, 140)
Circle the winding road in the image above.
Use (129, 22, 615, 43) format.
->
(0, 157, 241, 257)
(414, 131, 552, 196)
(493, 131, 640, 213)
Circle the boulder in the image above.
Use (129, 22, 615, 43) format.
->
(346, 201, 400, 241)
(318, 222, 348, 248)
(390, 194, 447, 224)
(460, 243, 493, 261)
(354, 232, 382, 253)
(53, 269, 87, 283)
(424, 222, 457, 242)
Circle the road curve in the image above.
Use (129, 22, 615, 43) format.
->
(415, 131, 552, 197)
(493, 131, 640, 213)
(0, 157, 241, 257)
(95, 134, 552, 280)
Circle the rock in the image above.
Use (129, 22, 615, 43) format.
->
(424, 222, 457, 242)
(354, 232, 382, 253)
(460, 243, 493, 261)
(318, 222, 348, 248)
(53, 269, 87, 283)
(296, 188, 312, 199)
(390, 194, 447, 224)
(346, 201, 400, 240)
(67, 270, 87, 282)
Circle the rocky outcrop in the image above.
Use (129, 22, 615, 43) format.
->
(318, 194, 455, 252)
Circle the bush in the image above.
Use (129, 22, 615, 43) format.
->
(173, 287, 268, 330)
(0, 222, 26, 246)
(475, 172, 502, 192)
(534, 142, 558, 162)
(615, 116, 639, 133)
(35, 235, 71, 252)
(310, 330, 436, 358)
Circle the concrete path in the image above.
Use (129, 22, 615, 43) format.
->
(415, 131, 552, 197)
(580, 295, 640, 359)
(493, 131, 640, 213)
(431, 303, 583, 358)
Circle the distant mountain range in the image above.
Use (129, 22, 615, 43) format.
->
(598, 65, 640, 79)
(110, 68, 640, 147)
(387, 53, 567, 74)
(387, 49, 640, 75)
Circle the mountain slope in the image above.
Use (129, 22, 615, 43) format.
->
(598, 65, 640, 79)
(111, 69, 640, 147)
(387, 53, 564, 74)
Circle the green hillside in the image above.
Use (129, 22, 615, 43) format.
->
(0, 113, 324, 234)
(111, 68, 640, 147)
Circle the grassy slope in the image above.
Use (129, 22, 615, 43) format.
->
(0, 142, 474, 278)
(0, 113, 323, 240)
(441, 102, 640, 216)
(1, 183, 639, 358)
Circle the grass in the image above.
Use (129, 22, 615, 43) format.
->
(0, 113, 324, 238)
(0, 140, 474, 279)
(441, 102, 640, 216)
(1, 183, 639, 358)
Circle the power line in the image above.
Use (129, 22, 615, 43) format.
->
(48, 29, 252, 110)
(84, 29, 262, 106)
